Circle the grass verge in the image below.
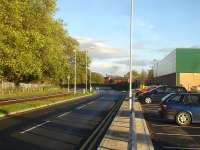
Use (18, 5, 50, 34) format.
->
(0, 87, 69, 100)
(0, 92, 94, 117)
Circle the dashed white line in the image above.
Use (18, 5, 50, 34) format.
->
(20, 120, 50, 134)
(57, 111, 72, 118)
(88, 101, 95, 105)
(155, 132, 200, 137)
(163, 146, 200, 150)
(77, 105, 87, 110)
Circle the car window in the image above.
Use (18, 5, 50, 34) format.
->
(190, 95, 200, 105)
(182, 95, 191, 104)
(168, 95, 182, 103)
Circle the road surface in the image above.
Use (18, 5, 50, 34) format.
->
(0, 90, 125, 150)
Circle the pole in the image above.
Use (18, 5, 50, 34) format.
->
(129, 0, 133, 111)
(128, 0, 136, 150)
(85, 50, 88, 92)
(90, 70, 92, 92)
(67, 75, 70, 93)
(74, 49, 77, 94)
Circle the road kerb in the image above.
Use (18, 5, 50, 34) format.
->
(134, 101, 154, 150)
(0, 94, 95, 119)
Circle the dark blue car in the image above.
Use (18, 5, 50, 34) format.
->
(160, 93, 200, 126)
(137, 86, 187, 104)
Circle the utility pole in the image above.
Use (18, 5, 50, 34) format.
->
(90, 70, 92, 92)
(67, 75, 70, 93)
(85, 50, 88, 92)
(74, 49, 77, 94)
(129, 0, 133, 110)
(129, 1, 136, 150)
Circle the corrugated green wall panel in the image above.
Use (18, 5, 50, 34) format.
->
(176, 48, 200, 73)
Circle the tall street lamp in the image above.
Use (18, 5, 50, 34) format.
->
(74, 49, 77, 94)
(89, 70, 92, 92)
(129, 1, 136, 150)
(129, 0, 133, 111)
(85, 50, 88, 92)
(67, 75, 70, 93)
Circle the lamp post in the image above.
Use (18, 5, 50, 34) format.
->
(129, 1, 136, 150)
(85, 50, 88, 93)
(129, 0, 133, 111)
(89, 70, 92, 92)
(67, 75, 70, 93)
(74, 49, 77, 94)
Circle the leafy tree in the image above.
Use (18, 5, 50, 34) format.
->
(91, 72, 104, 84)
(0, 0, 89, 86)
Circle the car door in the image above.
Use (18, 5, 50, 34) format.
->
(151, 87, 166, 102)
(188, 95, 200, 123)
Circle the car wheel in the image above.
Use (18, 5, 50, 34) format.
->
(145, 97, 152, 104)
(176, 112, 191, 126)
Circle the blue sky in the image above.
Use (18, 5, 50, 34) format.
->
(56, 0, 200, 75)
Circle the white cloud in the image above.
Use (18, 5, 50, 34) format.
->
(76, 36, 155, 75)
(77, 37, 123, 59)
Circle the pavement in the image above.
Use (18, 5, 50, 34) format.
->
(0, 91, 124, 150)
(98, 98, 154, 150)
(98, 98, 130, 150)
(142, 103, 200, 150)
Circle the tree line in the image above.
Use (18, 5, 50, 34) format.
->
(0, 0, 104, 86)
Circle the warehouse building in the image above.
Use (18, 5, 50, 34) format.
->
(153, 48, 200, 91)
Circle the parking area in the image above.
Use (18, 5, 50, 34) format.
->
(142, 103, 200, 150)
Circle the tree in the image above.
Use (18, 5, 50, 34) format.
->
(0, 0, 87, 86)
(91, 72, 104, 84)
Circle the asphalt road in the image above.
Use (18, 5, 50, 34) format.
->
(142, 103, 200, 150)
(0, 90, 124, 150)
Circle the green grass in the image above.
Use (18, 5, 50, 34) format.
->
(0, 87, 69, 100)
(0, 92, 94, 116)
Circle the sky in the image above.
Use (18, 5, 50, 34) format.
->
(55, 0, 200, 76)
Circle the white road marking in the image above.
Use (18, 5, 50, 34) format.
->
(57, 111, 72, 118)
(20, 120, 50, 134)
(152, 123, 200, 129)
(163, 146, 200, 150)
(77, 105, 87, 110)
(88, 101, 95, 105)
(155, 132, 200, 137)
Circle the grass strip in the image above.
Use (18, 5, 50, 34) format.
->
(0, 92, 94, 116)
(0, 88, 68, 100)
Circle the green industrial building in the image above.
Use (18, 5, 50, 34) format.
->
(153, 48, 200, 90)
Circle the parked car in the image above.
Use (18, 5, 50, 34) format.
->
(135, 86, 157, 97)
(137, 85, 187, 104)
(160, 93, 200, 126)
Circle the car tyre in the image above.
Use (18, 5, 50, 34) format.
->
(144, 97, 152, 104)
(176, 112, 191, 126)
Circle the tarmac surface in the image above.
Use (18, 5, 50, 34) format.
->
(142, 103, 200, 150)
(0, 91, 123, 150)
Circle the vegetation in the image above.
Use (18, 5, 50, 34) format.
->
(0, 0, 91, 86)
(91, 72, 104, 84)
(0, 92, 94, 116)
(0, 86, 67, 100)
